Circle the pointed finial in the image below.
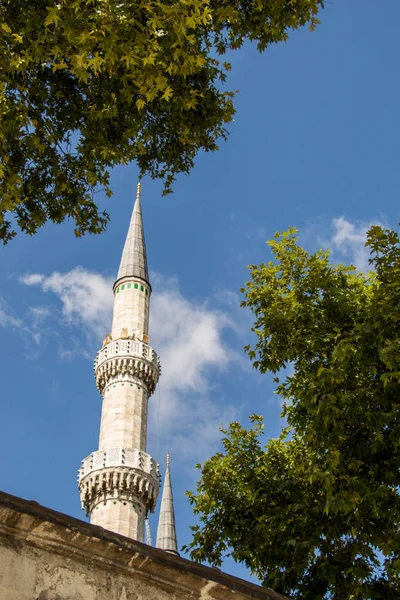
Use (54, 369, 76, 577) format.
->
(115, 179, 150, 286)
(156, 452, 178, 555)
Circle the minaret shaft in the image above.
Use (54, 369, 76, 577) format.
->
(91, 499, 146, 540)
(111, 277, 150, 341)
(98, 383, 149, 452)
(99, 273, 152, 453)
(78, 183, 160, 542)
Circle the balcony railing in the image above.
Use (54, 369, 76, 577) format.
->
(95, 339, 160, 374)
(79, 447, 160, 483)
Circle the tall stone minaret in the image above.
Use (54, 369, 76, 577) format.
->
(156, 454, 178, 554)
(78, 182, 160, 542)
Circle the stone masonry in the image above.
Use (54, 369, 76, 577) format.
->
(0, 490, 290, 600)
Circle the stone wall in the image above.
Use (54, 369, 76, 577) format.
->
(0, 491, 289, 600)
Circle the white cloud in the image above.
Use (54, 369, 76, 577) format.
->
(151, 279, 232, 395)
(0, 298, 23, 329)
(148, 276, 239, 460)
(19, 268, 241, 461)
(26, 305, 53, 344)
(21, 267, 114, 341)
(22, 273, 45, 286)
(0, 297, 52, 348)
(311, 216, 384, 272)
(330, 217, 375, 272)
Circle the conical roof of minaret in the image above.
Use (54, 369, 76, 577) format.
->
(116, 181, 149, 286)
(156, 454, 178, 555)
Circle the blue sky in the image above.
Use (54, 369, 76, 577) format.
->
(0, 0, 399, 584)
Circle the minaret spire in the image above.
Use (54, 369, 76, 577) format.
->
(116, 180, 149, 286)
(78, 182, 160, 542)
(156, 453, 179, 555)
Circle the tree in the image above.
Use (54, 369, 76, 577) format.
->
(186, 226, 400, 599)
(0, 0, 323, 243)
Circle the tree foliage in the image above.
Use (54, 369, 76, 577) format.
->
(186, 226, 400, 599)
(0, 0, 323, 242)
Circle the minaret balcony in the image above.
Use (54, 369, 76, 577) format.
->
(79, 447, 160, 481)
(94, 338, 161, 395)
(78, 447, 160, 515)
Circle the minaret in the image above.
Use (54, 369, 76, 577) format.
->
(78, 182, 160, 542)
(156, 454, 178, 554)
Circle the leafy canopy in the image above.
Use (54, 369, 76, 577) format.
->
(0, 0, 323, 242)
(186, 226, 400, 599)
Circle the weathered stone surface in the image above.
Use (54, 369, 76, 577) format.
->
(0, 491, 289, 600)
(38, 592, 61, 600)
(97, 380, 150, 450)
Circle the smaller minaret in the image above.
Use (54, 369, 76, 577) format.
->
(145, 517, 152, 546)
(156, 454, 178, 555)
